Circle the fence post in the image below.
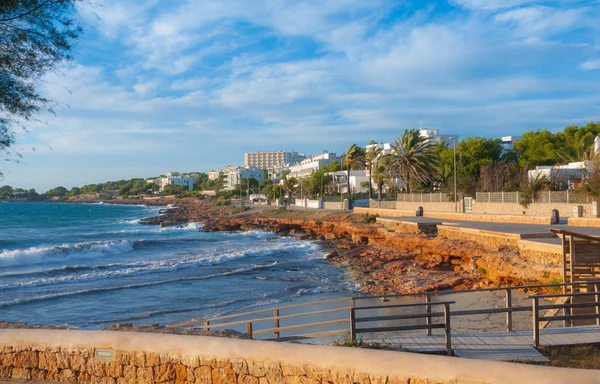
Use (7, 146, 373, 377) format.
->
(350, 308, 356, 342)
(489, 193, 491, 203)
(595, 283, 600, 326)
(246, 322, 253, 339)
(549, 190, 551, 204)
(205, 320, 210, 332)
(567, 189, 569, 204)
(443, 303, 452, 356)
(506, 289, 513, 332)
(502, 191, 504, 203)
(532, 297, 539, 348)
(274, 309, 280, 338)
(426, 294, 432, 336)
(517, 191, 520, 204)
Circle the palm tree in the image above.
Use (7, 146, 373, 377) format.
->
(371, 154, 394, 203)
(344, 144, 365, 195)
(388, 129, 439, 193)
(364, 141, 382, 200)
(282, 176, 298, 202)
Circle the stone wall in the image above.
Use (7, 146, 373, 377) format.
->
(1, 329, 599, 384)
(472, 202, 594, 218)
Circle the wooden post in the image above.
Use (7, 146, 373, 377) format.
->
(595, 283, 600, 326)
(205, 320, 210, 332)
(273, 309, 280, 338)
(443, 303, 452, 356)
(569, 235, 574, 327)
(425, 294, 432, 336)
(506, 289, 513, 332)
(350, 308, 356, 342)
(532, 297, 539, 348)
(246, 322, 253, 339)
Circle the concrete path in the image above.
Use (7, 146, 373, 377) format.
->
(380, 215, 600, 244)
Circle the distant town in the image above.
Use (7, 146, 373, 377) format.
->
(2, 123, 600, 209)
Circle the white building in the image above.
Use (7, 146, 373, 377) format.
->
(208, 170, 223, 180)
(328, 170, 370, 194)
(158, 172, 195, 192)
(288, 151, 337, 179)
(223, 166, 265, 191)
(365, 142, 394, 157)
(419, 127, 458, 148)
(528, 162, 592, 189)
(244, 151, 304, 169)
(500, 136, 521, 155)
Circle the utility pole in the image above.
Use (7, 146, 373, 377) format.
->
(453, 137, 458, 213)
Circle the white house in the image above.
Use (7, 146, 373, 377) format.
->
(159, 172, 195, 191)
(419, 127, 458, 148)
(328, 170, 370, 194)
(288, 151, 337, 179)
(500, 136, 521, 155)
(222, 166, 265, 191)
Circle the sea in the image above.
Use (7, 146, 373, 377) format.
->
(0, 202, 356, 329)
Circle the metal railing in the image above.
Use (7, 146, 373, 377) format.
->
(397, 193, 450, 203)
(476, 191, 593, 204)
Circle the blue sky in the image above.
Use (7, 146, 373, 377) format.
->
(3, 0, 600, 192)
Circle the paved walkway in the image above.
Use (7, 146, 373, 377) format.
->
(381, 215, 600, 244)
(366, 325, 600, 363)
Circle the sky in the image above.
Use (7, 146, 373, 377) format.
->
(3, 0, 600, 192)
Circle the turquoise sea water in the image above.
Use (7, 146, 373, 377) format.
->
(0, 202, 355, 329)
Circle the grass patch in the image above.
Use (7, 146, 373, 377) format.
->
(356, 213, 379, 224)
(334, 337, 393, 350)
(478, 267, 488, 276)
(538, 344, 600, 369)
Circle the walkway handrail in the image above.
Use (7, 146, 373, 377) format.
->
(351, 301, 454, 356)
(530, 285, 600, 348)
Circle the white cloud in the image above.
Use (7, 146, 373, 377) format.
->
(450, 0, 533, 11)
(579, 59, 600, 71)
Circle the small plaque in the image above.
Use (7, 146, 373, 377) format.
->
(95, 349, 114, 359)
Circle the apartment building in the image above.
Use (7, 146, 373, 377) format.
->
(244, 151, 304, 169)
(288, 152, 337, 179)
(222, 166, 265, 191)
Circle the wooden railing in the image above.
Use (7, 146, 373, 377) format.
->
(351, 301, 454, 355)
(531, 290, 600, 348)
(169, 280, 600, 351)
(168, 298, 352, 342)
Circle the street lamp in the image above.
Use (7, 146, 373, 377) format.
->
(452, 137, 457, 213)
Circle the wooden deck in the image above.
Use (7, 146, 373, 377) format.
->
(366, 325, 600, 363)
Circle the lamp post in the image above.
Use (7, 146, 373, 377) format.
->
(452, 137, 457, 213)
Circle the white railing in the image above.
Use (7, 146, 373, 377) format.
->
(396, 193, 449, 203)
(476, 191, 593, 204)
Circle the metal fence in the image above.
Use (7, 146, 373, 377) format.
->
(396, 193, 450, 203)
(476, 191, 593, 204)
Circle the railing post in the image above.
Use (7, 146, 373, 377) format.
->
(425, 294, 432, 336)
(443, 303, 452, 356)
(246, 322, 253, 339)
(350, 308, 356, 342)
(532, 297, 539, 348)
(205, 320, 210, 332)
(506, 289, 513, 332)
(595, 283, 600, 326)
(273, 309, 280, 338)
(502, 191, 504, 203)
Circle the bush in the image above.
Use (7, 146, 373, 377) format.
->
(356, 213, 379, 224)
(211, 198, 231, 207)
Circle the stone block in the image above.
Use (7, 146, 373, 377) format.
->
(154, 364, 176, 382)
(186, 366, 195, 382)
(107, 362, 124, 378)
(16, 351, 38, 368)
(78, 372, 92, 383)
(238, 374, 259, 384)
(91, 376, 116, 384)
(57, 351, 71, 370)
(137, 367, 154, 384)
(70, 354, 87, 372)
(131, 352, 146, 367)
(11, 367, 31, 379)
(387, 376, 409, 384)
(30, 368, 47, 380)
(182, 355, 200, 368)
(0, 366, 12, 378)
(304, 366, 332, 382)
(282, 363, 306, 376)
(1, 353, 15, 367)
(231, 359, 249, 375)
(247, 361, 266, 377)
(199, 356, 216, 368)
(58, 369, 77, 382)
(39, 352, 58, 371)
(369, 375, 388, 384)
(147, 352, 160, 367)
(331, 370, 354, 384)
(193, 366, 212, 384)
(115, 351, 130, 366)
(123, 365, 137, 381)
(284, 376, 319, 384)
(175, 364, 187, 381)
(212, 366, 237, 384)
